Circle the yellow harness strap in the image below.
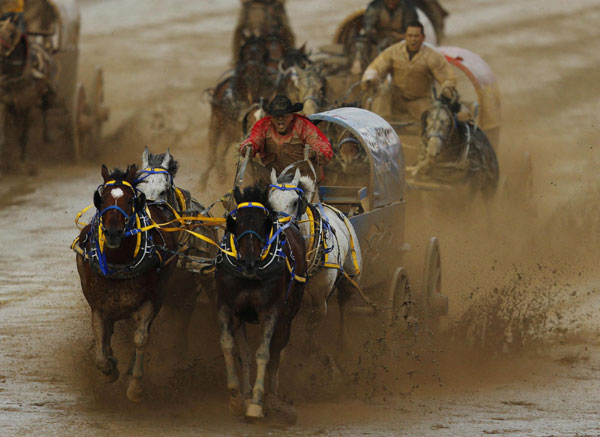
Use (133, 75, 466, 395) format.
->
(323, 204, 361, 276)
(174, 187, 187, 212)
(75, 204, 95, 229)
(305, 205, 316, 255)
(286, 257, 307, 283)
(105, 180, 134, 189)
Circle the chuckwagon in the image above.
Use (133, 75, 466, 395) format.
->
(16, 0, 108, 160)
(309, 107, 449, 331)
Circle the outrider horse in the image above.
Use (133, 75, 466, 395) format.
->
(73, 164, 178, 402)
(202, 35, 274, 189)
(215, 185, 306, 423)
(416, 93, 499, 199)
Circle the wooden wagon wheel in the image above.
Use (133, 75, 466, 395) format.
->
(422, 237, 447, 332)
(90, 66, 109, 153)
(386, 267, 415, 329)
(72, 81, 91, 161)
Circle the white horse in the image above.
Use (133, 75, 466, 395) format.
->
(135, 147, 218, 354)
(268, 168, 362, 350)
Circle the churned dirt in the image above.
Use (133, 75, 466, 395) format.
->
(1, 0, 600, 435)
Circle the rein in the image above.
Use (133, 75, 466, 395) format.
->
(219, 201, 306, 285)
(72, 179, 166, 278)
(269, 182, 361, 281)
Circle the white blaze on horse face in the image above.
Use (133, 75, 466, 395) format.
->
(110, 188, 124, 201)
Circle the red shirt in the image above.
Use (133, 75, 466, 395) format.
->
(240, 115, 333, 168)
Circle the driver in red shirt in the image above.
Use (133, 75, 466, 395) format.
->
(240, 95, 333, 179)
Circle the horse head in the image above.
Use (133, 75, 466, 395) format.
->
(278, 46, 326, 115)
(237, 35, 269, 103)
(294, 65, 326, 115)
(226, 184, 273, 277)
(264, 33, 289, 74)
(346, 34, 373, 77)
(135, 147, 179, 205)
(94, 164, 145, 249)
(268, 168, 315, 220)
(420, 93, 458, 163)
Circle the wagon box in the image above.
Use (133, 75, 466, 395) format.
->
(2, 0, 109, 164)
(310, 107, 448, 330)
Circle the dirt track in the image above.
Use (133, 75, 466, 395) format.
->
(1, 0, 600, 435)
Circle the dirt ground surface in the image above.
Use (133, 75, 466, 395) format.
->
(1, 0, 600, 435)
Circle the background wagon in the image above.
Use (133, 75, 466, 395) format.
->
(309, 107, 449, 333)
(22, 0, 108, 160)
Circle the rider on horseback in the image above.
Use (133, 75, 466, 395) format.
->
(361, 20, 460, 123)
(240, 94, 333, 182)
(363, 0, 419, 52)
(232, 0, 295, 64)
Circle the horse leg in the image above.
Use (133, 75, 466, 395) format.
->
(126, 300, 155, 403)
(233, 323, 252, 404)
(246, 309, 278, 420)
(335, 275, 356, 351)
(217, 305, 244, 417)
(304, 271, 334, 353)
(264, 319, 297, 424)
(91, 310, 119, 382)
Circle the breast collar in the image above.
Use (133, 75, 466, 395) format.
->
(72, 206, 165, 280)
(217, 217, 288, 281)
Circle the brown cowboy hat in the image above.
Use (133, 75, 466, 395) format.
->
(263, 95, 303, 116)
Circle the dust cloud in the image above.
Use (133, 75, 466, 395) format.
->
(1, 0, 600, 435)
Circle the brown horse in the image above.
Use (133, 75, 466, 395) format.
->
(215, 185, 306, 423)
(74, 164, 178, 402)
(202, 36, 275, 189)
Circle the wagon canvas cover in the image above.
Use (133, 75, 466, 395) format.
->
(310, 107, 405, 208)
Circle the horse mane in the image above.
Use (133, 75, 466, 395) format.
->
(282, 46, 311, 67)
(146, 152, 179, 176)
(235, 184, 272, 210)
(108, 168, 130, 180)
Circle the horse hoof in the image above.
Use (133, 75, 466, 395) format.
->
(126, 377, 144, 403)
(245, 403, 264, 420)
(100, 357, 119, 383)
(265, 395, 298, 425)
(228, 394, 245, 417)
(102, 367, 119, 383)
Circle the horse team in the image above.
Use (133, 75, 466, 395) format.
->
(72, 0, 497, 425)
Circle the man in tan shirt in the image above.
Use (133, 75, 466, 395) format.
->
(361, 20, 456, 121)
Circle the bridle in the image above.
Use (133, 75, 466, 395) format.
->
(134, 167, 176, 207)
(422, 101, 456, 143)
(96, 180, 140, 236)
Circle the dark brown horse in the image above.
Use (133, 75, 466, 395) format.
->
(416, 93, 499, 199)
(74, 164, 178, 402)
(202, 36, 274, 189)
(215, 185, 306, 423)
